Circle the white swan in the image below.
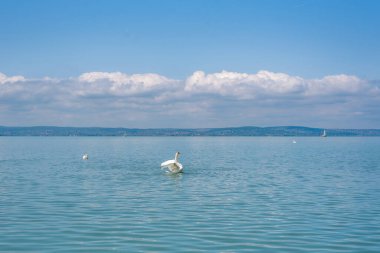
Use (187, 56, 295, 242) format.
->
(161, 152, 183, 173)
(82, 153, 88, 160)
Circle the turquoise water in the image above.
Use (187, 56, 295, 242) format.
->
(0, 137, 380, 252)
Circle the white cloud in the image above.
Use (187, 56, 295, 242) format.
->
(185, 70, 368, 98)
(0, 70, 379, 128)
(306, 74, 364, 96)
(185, 70, 304, 98)
(0, 72, 25, 84)
(77, 71, 178, 96)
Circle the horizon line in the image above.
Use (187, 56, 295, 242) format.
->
(1, 125, 380, 130)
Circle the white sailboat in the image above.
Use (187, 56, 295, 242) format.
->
(321, 129, 327, 137)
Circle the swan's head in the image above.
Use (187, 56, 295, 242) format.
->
(175, 151, 180, 161)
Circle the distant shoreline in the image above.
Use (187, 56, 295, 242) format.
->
(1, 126, 380, 136)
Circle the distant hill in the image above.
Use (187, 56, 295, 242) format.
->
(1, 126, 380, 136)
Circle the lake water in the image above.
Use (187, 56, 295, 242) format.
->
(0, 137, 379, 252)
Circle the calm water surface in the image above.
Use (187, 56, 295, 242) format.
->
(0, 137, 379, 252)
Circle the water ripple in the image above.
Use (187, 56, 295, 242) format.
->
(0, 137, 380, 252)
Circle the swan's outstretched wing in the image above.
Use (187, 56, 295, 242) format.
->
(161, 160, 183, 173)
(175, 162, 183, 172)
(161, 159, 175, 168)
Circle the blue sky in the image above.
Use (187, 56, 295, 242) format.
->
(1, 0, 380, 128)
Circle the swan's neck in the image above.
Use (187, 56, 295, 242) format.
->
(174, 153, 179, 162)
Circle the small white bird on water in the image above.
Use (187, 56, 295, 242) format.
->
(82, 153, 88, 160)
(161, 152, 183, 173)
